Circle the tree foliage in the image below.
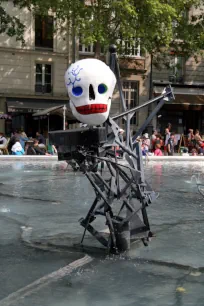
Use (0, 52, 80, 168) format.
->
(3, 0, 204, 58)
(0, 0, 25, 43)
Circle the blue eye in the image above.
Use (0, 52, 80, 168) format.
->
(72, 86, 83, 96)
(98, 83, 108, 94)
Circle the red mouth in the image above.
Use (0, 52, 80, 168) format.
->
(76, 104, 107, 115)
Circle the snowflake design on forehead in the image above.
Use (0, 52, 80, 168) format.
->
(66, 65, 83, 88)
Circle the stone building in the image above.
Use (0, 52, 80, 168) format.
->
(0, 2, 74, 136)
(0, 2, 151, 136)
(153, 4, 204, 135)
(153, 55, 204, 135)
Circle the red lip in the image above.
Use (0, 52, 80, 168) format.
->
(76, 104, 107, 115)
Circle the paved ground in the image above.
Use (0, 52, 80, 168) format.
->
(0, 161, 204, 305)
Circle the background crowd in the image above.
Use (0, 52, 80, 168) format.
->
(137, 122, 204, 157)
(1, 124, 204, 157)
(0, 129, 57, 156)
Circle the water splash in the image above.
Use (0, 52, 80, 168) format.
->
(0, 206, 10, 213)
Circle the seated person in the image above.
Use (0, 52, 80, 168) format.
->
(191, 148, 198, 156)
(182, 148, 189, 156)
(188, 129, 194, 142)
(194, 130, 204, 147)
(11, 138, 24, 155)
(36, 131, 46, 149)
(47, 144, 57, 155)
(8, 130, 21, 153)
(27, 139, 50, 155)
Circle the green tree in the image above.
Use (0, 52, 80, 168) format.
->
(8, 0, 204, 58)
(0, 0, 25, 43)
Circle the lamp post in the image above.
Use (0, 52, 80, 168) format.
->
(146, 53, 154, 136)
(63, 105, 67, 130)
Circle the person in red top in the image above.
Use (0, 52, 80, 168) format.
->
(154, 134, 163, 156)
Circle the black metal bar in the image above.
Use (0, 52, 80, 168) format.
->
(132, 97, 166, 141)
(80, 220, 108, 248)
(85, 172, 111, 208)
(94, 172, 116, 196)
(114, 146, 120, 199)
(111, 92, 169, 120)
(115, 139, 138, 160)
(80, 197, 99, 244)
(141, 206, 150, 231)
(106, 211, 118, 253)
(119, 177, 134, 198)
(126, 113, 131, 148)
(115, 53, 127, 113)
(109, 46, 127, 113)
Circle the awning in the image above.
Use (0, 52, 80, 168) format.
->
(153, 85, 204, 105)
(7, 97, 69, 113)
(154, 86, 204, 96)
(32, 104, 75, 120)
(33, 105, 65, 117)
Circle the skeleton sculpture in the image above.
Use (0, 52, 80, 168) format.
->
(50, 46, 174, 253)
(65, 58, 116, 125)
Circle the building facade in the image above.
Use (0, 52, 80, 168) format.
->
(153, 4, 204, 135)
(0, 2, 74, 136)
(0, 2, 151, 136)
(153, 54, 204, 135)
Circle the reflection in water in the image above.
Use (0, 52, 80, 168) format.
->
(12, 162, 25, 171)
(154, 164, 162, 187)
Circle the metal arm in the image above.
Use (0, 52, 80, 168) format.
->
(109, 45, 174, 144)
(111, 87, 174, 121)
(132, 86, 174, 141)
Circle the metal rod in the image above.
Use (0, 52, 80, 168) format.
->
(132, 97, 166, 141)
(111, 90, 172, 120)
(48, 115, 49, 132)
(81, 197, 99, 244)
(126, 113, 131, 148)
(115, 54, 127, 112)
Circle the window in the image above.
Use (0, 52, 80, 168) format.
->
(169, 55, 184, 83)
(35, 15, 53, 49)
(119, 39, 141, 57)
(122, 81, 139, 125)
(79, 42, 96, 54)
(78, 35, 104, 54)
(35, 63, 52, 94)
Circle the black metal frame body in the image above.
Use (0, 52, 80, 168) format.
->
(49, 46, 174, 253)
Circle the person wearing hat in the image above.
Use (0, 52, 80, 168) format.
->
(143, 133, 150, 148)
(141, 133, 150, 156)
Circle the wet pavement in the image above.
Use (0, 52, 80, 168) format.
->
(0, 160, 204, 305)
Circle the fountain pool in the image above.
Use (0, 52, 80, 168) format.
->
(0, 160, 204, 306)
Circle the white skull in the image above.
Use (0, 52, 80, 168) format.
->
(65, 58, 116, 125)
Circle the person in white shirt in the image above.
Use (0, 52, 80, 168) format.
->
(11, 139, 24, 155)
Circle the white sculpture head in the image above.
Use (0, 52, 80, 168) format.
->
(65, 58, 116, 125)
